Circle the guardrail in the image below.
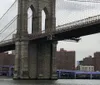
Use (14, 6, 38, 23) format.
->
(56, 14, 100, 29)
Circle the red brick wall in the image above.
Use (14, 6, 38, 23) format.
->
(0, 53, 15, 66)
(56, 49, 75, 70)
(94, 52, 100, 71)
(83, 56, 93, 66)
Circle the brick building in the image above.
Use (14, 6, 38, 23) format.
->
(56, 48, 75, 70)
(78, 52, 100, 71)
(93, 52, 100, 71)
(80, 56, 93, 66)
(0, 53, 15, 66)
(0, 53, 15, 76)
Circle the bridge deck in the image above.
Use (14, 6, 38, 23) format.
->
(1, 14, 100, 52)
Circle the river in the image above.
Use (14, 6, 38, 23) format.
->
(0, 78, 100, 85)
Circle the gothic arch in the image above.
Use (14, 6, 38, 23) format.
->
(41, 7, 49, 33)
(43, 7, 49, 18)
(30, 5, 36, 17)
(27, 5, 36, 34)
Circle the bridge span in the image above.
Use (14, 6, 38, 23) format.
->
(1, 14, 100, 52)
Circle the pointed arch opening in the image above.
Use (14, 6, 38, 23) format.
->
(42, 7, 49, 33)
(27, 5, 35, 34)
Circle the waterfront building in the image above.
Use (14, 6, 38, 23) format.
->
(77, 52, 100, 71)
(0, 53, 15, 76)
(77, 65, 94, 72)
(56, 48, 75, 70)
(94, 52, 100, 71)
(78, 56, 93, 66)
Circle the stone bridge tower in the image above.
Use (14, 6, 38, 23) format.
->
(14, 0, 57, 79)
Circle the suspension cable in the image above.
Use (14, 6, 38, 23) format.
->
(0, 10, 35, 42)
(0, 29, 16, 42)
(0, 14, 32, 38)
(0, 15, 32, 35)
(0, 0, 18, 21)
(0, 15, 17, 35)
(0, 14, 32, 41)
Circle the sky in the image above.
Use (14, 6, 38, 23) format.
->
(0, 0, 100, 61)
(56, 0, 100, 61)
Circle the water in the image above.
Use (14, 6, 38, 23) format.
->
(0, 78, 100, 85)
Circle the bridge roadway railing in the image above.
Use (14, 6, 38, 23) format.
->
(29, 14, 100, 40)
(56, 14, 100, 31)
(1, 14, 100, 45)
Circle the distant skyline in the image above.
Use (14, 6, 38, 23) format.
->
(0, 0, 100, 61)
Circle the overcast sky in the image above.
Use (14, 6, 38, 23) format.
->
(1, 0, 100, 62)
(56, 0, 100, 61)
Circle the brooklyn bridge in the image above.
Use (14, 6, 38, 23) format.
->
(0, 0, 100, 79)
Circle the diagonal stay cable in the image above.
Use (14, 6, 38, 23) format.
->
(0, 13, 33, 42)
(0, 29, 16, 43)
(0, 14, 33, 41)
(0, 15, 18, 35)
(0, 14, 32, 35)
(0, 0, 18, 21)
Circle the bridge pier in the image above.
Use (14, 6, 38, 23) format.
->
(14, 41, 21, 79)
(20, 40, 29, 79)
(14, 40, 57, 80)
(37, 41, 57, 79)
(14, 40, 29, 79)
(28, 43, 37, 79)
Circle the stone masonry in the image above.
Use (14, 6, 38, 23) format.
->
(14, 0, 57, 79)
